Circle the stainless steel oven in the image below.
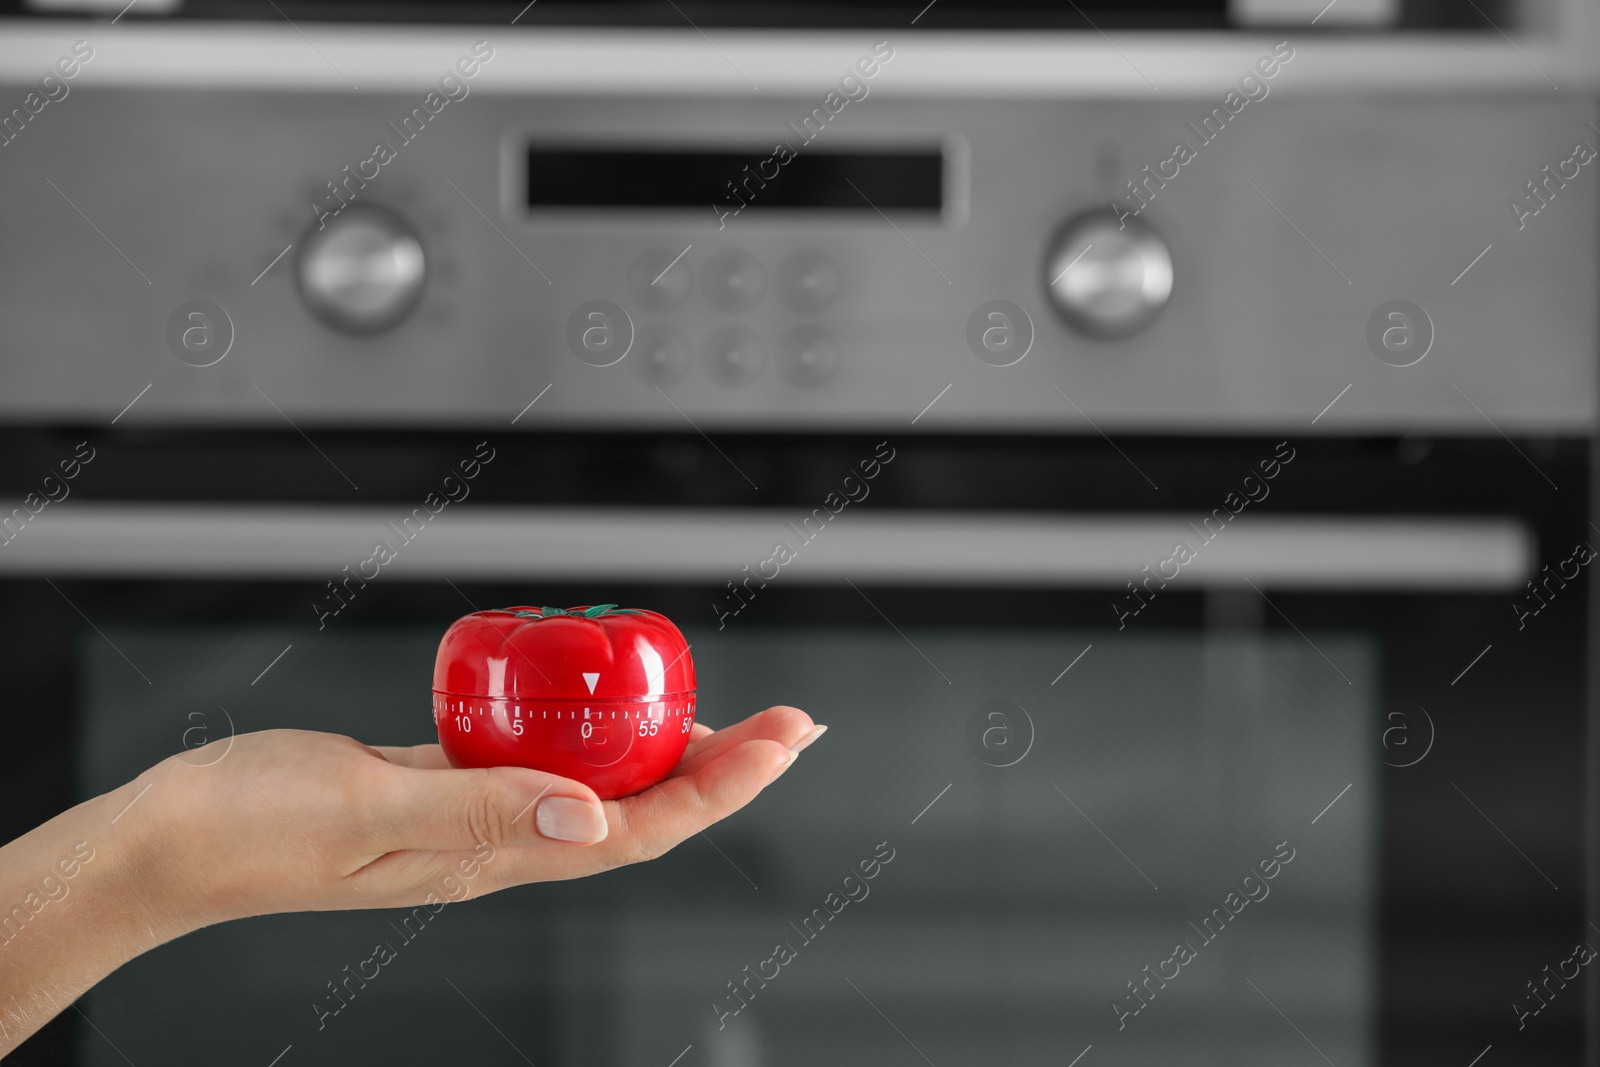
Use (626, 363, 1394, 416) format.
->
(0, 4, 1596, 1066)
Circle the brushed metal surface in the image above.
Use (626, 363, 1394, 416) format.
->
(0, 504, 1533, 588)
(0, 91, 1590, 431)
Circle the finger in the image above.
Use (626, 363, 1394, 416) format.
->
(404, 738, 801, 892)
(369, 763, 609, 853)
(676, 706, 815, 775)
(689, 723, 714, 743)
(591, 738, 793, 870)
(371, 743, 453, 770)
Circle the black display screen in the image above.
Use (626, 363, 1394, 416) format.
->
(525, 146, 944, 213)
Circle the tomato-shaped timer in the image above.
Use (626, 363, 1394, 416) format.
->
(433, 605, 696, 799)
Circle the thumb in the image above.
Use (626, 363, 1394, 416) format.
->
(371, 764, 609, 852)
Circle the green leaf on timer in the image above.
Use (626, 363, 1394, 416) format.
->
(501, 604, 644, 620)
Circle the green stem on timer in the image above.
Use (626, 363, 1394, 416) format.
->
(502, 604, 644, 620)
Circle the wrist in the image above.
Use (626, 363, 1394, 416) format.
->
(79, 760, 210, 946)
(90, 758, 228, 940)
(0, 779, 184, 1054)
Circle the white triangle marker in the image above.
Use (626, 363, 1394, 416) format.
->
(582, 672, 600, 694)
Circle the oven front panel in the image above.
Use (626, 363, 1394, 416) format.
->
(0, 91, 1590, 434)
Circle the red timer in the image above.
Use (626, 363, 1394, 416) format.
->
(433, 604, 696, 799)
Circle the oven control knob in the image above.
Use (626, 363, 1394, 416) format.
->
(296, 204, 427, 334)
(1043, 209, 1172, 339)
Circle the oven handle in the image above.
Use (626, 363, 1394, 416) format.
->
(0, 504, 1533, 589)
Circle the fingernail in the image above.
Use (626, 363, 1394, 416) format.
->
(536, 797, 609, 844)
(790, 724, 828, 755)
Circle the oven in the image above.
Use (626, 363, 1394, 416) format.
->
(0, 6, 1596, 1067)
(0, 426, 1587, 1067)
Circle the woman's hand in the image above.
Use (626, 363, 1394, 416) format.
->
(0, 706, 822, 1054)
(128, 705, 822, 932)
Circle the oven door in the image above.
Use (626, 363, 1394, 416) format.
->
(0, 429, 1586, 1067)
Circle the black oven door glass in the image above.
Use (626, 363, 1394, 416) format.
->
(77, 618, 1379, 1067)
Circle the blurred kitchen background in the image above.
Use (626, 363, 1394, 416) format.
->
(0, 0, 1596, 1064)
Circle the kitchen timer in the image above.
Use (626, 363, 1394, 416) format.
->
(432, 605, 696, 799)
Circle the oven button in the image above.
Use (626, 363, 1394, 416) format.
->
(701, 250, 765, 312)
(777, 250, 840, 314)
(628, 247, 694, 313)
(777, 326, 839, 387)
(701, 325, 767, 385)
(296, 204, 426, 334)
(1043, 209, 1172, 339)
(632, 324, 692, 386)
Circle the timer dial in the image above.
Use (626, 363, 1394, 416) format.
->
(1044, 209, 1173, 339)
(296, 203, 426, 334)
